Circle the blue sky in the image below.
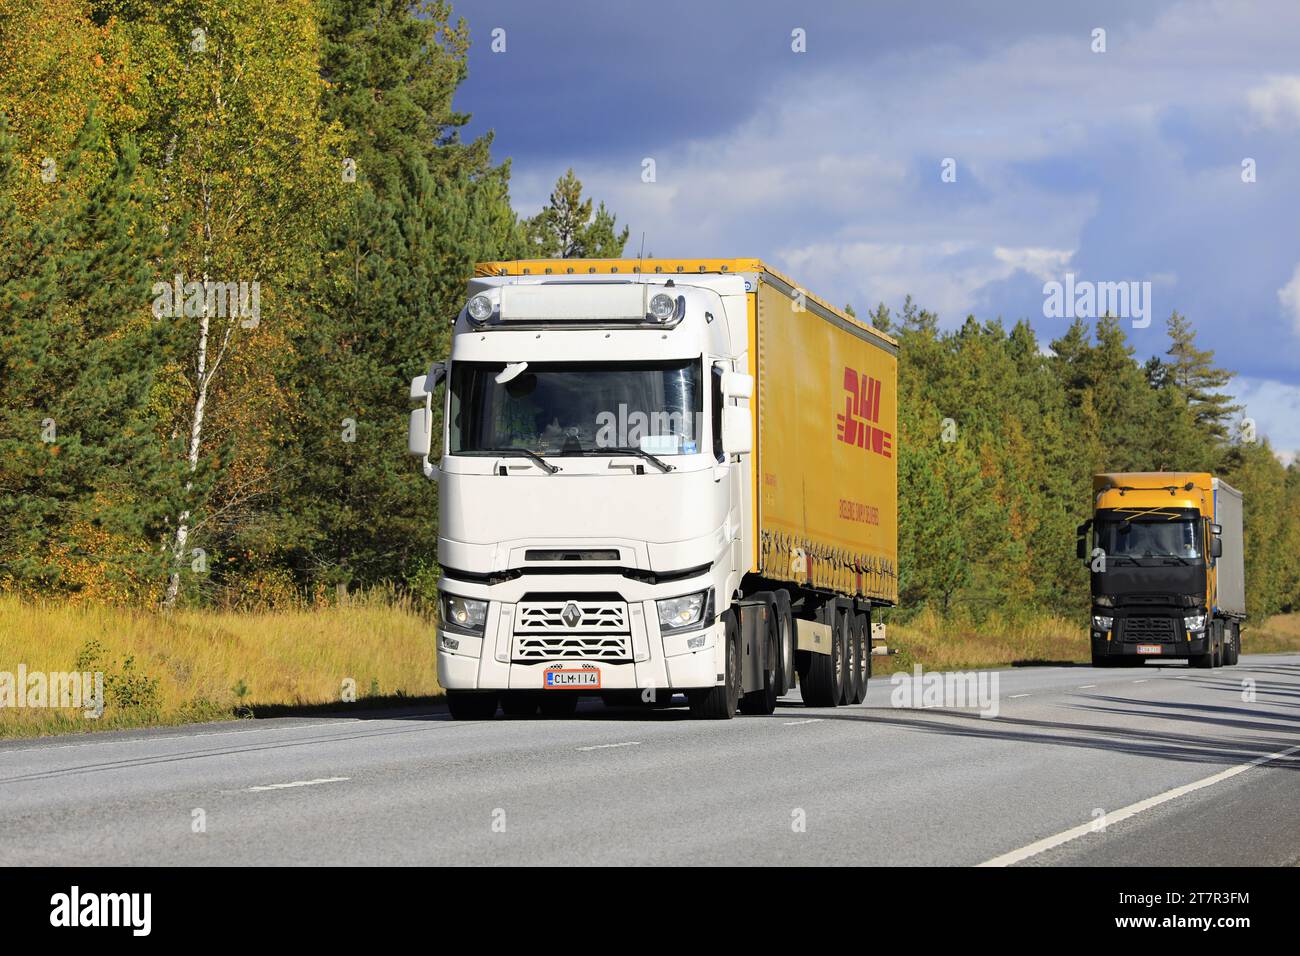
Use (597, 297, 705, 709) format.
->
(450, 0, 1300, 460)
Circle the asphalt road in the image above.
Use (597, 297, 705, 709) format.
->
(1, 653, 1297, 866)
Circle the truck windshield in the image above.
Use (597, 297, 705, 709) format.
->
(449, 360, 703, 457)
(1095, 514, 1202, 560)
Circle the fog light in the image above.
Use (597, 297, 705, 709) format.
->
(687, 634, 707, 650)
(1092, 615, 1113, 631)
(440, 634, 460, 651)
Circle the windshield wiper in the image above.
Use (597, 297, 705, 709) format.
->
(562, 446, 674, 472)
(488, 448, 560, 474)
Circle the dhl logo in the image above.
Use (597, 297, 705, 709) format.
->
(836, 367, 893, 458)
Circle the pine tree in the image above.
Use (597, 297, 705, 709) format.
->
(1163, 311, 1241, 440)
(524, 168, 629, 258)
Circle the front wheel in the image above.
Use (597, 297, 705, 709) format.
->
(688, 609, 740, 719)
(446, 691, 498, 720)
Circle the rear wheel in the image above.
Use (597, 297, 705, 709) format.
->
(688, 609, 740, 719)
(849, 610, 869, 704)
(840, 610, 857, 705)
(801, 606, 840, 707)
(1224, 622, 1240, 666)
(538, 693, 579, 717)
(446, 691, 498, 720)
(740, 597, 780, 715)
(833, 606, 850, 705)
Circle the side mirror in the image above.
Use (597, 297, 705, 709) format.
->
(1076, 538, 1087, 561)
(721, 405, 752, 456)
(1211, 537, 1222, 559)
(407, 362, 447, 480)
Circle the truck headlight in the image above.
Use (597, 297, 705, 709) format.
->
(1183, 614, 1206, 633)
(657, 590, 713, 633)
(441, 593, 488, 635)
(1091, 615, 1113, 631)
(466, 294, 494, 324)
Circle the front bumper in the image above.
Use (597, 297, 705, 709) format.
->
(1090, 634, 1208, 658)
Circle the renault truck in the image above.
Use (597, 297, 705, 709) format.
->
(1077, 472, 1245, 668)
(407, 258, 898, 719)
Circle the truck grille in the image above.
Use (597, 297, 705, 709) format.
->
(513, 599, 632, 662)
(1122, 617, 1177, 643)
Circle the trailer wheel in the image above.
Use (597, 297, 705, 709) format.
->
(500, 692, 539, 718)
(538, 694, 579, 717)
(740, 596, 780, 715)
(840, 610, 857, 706)
(774, 589, 794, 697)
(688, 609, 740, 719)
(800, 606, 840, 707)
(446, 691, 498, 720)
(849, 610, 869, 704)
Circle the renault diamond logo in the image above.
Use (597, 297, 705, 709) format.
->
(561, 602, 582, 628)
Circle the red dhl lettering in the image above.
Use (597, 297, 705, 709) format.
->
(836, 367, 893, 458)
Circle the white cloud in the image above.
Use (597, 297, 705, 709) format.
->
(1247, 75, 1300, 129)
(1278, 263, 1300, 337)
(993, 247, 1076, 283)
(1231, 376, 1300, 465)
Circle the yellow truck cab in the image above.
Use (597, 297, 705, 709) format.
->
(1077, 472, 1245, 668)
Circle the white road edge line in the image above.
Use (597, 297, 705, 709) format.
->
(783, 718, 822, 726)
(977, 743, 1300, 867)
(1133, 679, 1148, 683)
(246, 776, 350, 792)
(1008, 694, 1030, 699)
(576, 741, 640, 752)
(1077, 684, 1097, 689)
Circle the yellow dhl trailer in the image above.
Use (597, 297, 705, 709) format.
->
(411, 258, 897, 719)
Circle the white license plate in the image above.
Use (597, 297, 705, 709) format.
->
(1135, 644, 1162, 655)
(544, 669, 601, 688)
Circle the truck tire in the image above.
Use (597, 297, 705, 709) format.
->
(774, 589, 794, 697)
(833, 606, 851, 705)
(740, 596, 780, 715)
(1223, 622, 1240, 666)
(849, 610, 869, 704)
(500, 692, 539, 718)
(801, 608, 840, 708)
(840, 609, 857, 706)
(538, 693, 579, 717)
(688, 609, 740, 719)
(446, 691, 498, 720)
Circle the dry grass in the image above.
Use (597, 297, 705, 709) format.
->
(1242, 613, 1300, 655)
(875, 607, 1087, 674)
(0, 594, 441, 738)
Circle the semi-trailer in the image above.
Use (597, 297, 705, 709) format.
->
(407, 258, 899, 718)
